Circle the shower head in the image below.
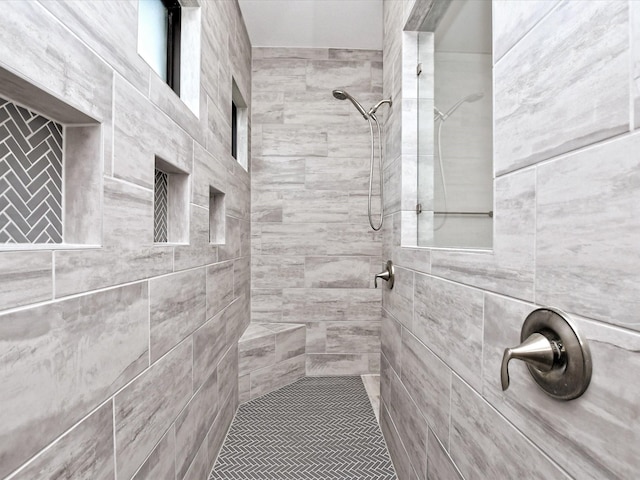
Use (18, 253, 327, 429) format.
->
(434, 92, 485, 122)
(332, 89, 369, 119)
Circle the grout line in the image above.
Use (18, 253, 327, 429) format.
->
(112, 398, 118, 480)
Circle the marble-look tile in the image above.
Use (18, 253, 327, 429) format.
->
(261, 124, 328, 157)
(426, 430, 462, 480)
(192, 308, 226, 390)
(239, 373, 251, 403)
(253, 47, 329, 60)
(206, 260, 235, 319)
(325, 224, 382, 256)
(0, 251, 51, 311)
(305, 60, 373, 92)
(272, 324, 306, 361)
(41, 0, 149, 92)
(450, 376, 568, 479)
(382, 265, 413, 330)
(114, 76, 192, 188)
(401, 330, 451, 445)
(282, 288, 381, 323)
(223, 293, 251, 346)
(173, 206, 219, 272)
(226, 169, 250, 221)
(483, 293, 640, 479)
(252, 156, 305, 191)
(217, 343, 239, 403)
(234, 256, 250, 298)
(257, 223, 328, 256)
(325, 321, 381, 354)
(381, 309, 402, 373)
(207, 391, 236, 466)
(0, 283, 148, 479)
(10, 402, 114, 480)
(250, 288, 283, 322)
(55, 246, 174, 297)
(252, 255, 305, 288)
(413, 274, 483, 391)
(239, 332, 276, 376)
(182, 440, 208, 480)
(251, 190, 283, 223)
(192, 142, 229, 208)
(306, 353, 377, 376)
(252, 91, 285, 124)
(634, 1, 640, 128)
(150, 268, 206, 363)
(103, 176, 154, 248)
(536, 134, 640, 329)
(494, 0, 629, 175)
(282, 190, 350, 223)
(217, 215, 243, 262)
(305, 157, 370, 192)
(305, 321, 327, 353)
(0, 1, 112, 122)
(114, 340, 192, 480)
(430, 168, 536, 301)
(304, 256, 371, 288)
(493, 0, 560, 62)
(381, 404, 420, 480)
(175, 370, 218, 480)
(393, 246, 430, 274)
(252, 58, 307, 93)
(328, 49, 382, 62)
(131, 427, 175, 480)
(389, 368, 428, 478)
(250, 354, 305, 399)
(282, 91, 353, 126)
(327, 123, 375, 159)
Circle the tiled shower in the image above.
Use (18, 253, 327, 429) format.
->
(0, 1, 639, 480)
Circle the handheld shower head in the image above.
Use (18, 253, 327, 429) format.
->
(332, 89, 369, 119)
(435, 92, 485, 122)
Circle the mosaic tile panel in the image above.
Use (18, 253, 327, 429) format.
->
(0, 96, 63, 243)
(154, 168, 168, 243)
(210, 376, 397, 480)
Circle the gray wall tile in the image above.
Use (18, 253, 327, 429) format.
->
(306, 353, 378, 376)
(483, 293, 640, 480)
(426, 430, 462, 480)
(0, 283, 148, 479)
(450, 376, 568, 479)
(401, 329, 451, 444)
(304, 256, 372, 288)
(0, 251, 51, 310)
(114, 340, 192, 480)
(150, 268, 207, 363)
(494, 0, 629, 174)
(206, 261, 235, 319)
(250, 354, 305, 398)
(413, 274, 483, 391)
(131, 426, 175, 480)
(175, 370, 218, 480)
(9, 402, 114, 480)
(536, 133, 640, 329)
(380, 404, 420, 480)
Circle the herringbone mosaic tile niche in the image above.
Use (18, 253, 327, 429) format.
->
(0, 96, 63, 244)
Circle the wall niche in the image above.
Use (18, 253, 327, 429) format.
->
(0, 67, 102, 248)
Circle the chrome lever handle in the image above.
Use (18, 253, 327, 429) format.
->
(374, 260, 394, 289)
(501, 333, 561, 391)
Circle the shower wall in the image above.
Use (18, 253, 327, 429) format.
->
(0, 1, 250, 479)
(382, 0, 640, 479)
(250, 47, 383, 376)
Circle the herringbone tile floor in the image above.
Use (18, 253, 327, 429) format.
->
(210, 376, 397, 480)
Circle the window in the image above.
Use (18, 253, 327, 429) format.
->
(231, 100, 238, 160)
(138, 0, 182, 95)
(231, 79, 248, 170)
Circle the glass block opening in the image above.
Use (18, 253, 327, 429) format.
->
(209, 186, 225, 244)
(0, 97, 64, 244)
(154, 157, 189, 244)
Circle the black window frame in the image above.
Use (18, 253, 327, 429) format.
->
(231, 100, 238, 159)
(162, 0, 181, 95)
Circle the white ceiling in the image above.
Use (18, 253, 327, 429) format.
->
(238, 0, 383, 50)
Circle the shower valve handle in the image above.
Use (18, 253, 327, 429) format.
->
(374, 261, 394, 289)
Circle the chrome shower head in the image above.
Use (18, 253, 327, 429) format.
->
(332, 89, 369, 119)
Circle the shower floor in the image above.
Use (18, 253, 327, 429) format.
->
(209, 376, 397, 480)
